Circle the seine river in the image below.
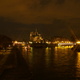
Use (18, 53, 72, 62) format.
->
(22, 46, 80, 80)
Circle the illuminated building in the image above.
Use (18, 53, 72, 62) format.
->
(30, 29, 44, 43)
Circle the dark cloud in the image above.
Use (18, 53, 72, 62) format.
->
(0, 0, 80, 24)
(0, 0, 80, 40)
(39, 0, 52, 6)
(55, 0, 65, 4)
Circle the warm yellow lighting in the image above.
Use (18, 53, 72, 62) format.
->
(46, 41, 49, 44)
(46, 41, 48, 43)
(76, 41, 80, 44)
(14, 41, 18, 44)
(29, 41, 32, 44)
(57, 45, 73, 48)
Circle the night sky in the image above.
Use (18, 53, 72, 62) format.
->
(0, 0, 80, 41)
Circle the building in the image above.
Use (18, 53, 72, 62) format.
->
(30, 29, 44, 43)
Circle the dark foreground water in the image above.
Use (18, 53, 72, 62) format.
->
(23, 47, 80, 80)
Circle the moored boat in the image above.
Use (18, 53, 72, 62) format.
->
(30, 43, 48, 48)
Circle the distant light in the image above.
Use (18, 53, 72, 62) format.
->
(14, 41, 18, 44)
(46, 41, 49, 44)
(29, 41, 32, 44)
(76, 41, 80, 44)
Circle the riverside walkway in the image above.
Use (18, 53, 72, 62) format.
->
(0, 46, 32, 80)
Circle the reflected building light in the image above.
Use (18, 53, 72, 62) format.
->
(77, 52, 80, 69)
(76, 52, 80, 77)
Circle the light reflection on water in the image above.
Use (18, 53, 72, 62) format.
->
(76, 52, 80, 77)
(23, 46, 80, 80)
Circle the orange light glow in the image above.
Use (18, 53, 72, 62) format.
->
(76, 41, 80, 44)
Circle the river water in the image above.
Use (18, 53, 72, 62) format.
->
(23, 46, 80, 80)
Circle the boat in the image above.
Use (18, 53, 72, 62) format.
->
(30, 43, 48, 48)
